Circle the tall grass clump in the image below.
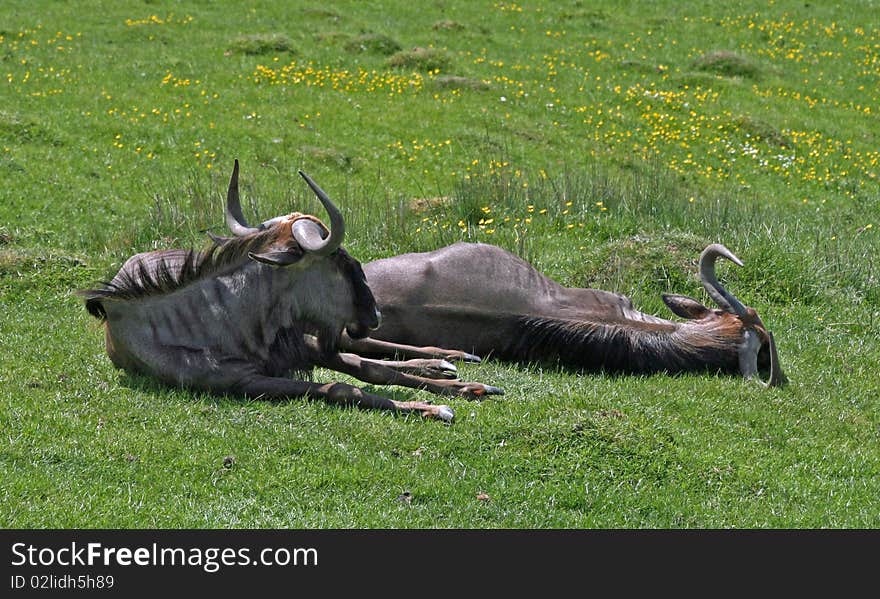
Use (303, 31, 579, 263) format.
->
(692, 50, 762, 78)
(386, 47, 451, 71)
(228, 33, 296, 55)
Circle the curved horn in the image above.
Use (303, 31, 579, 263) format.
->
(291, 219, 332, 254)
(739, 330, 784, 388)
(699, 244, 748, 317)
(226, 159, 261, 237)
(763, 331, 783, 387)
(295, 170, 345, 255)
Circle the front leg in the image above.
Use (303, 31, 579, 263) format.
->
(233, 375, 454, 422)
(318, 351, 504, 401)
(339, 333, 482, 363)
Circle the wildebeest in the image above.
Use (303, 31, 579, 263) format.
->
(342, 242, 783, 386)
(80, 161, 502, 422)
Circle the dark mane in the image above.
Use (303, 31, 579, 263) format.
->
(331, 248, 377, 340)
(80, 230, 279, 321)
(504, 316, 741, 375)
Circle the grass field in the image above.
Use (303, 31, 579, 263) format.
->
(1, 0, 878, 527)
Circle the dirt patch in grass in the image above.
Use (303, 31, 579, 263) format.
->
(386, 47, 451, 72)
(344, 33, 402, 55)
(408, 196, 453, 214)
(0, 249, 25, 273)
(692, 50, 761, 79)
(228, 33, 295, 56)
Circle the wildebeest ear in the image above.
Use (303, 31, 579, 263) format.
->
(206, 231, 233, 245)
(662, 294, 711, 320)
(248, 250, 303, 267)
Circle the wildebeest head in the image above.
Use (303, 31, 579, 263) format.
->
(223, 160, 380, 341)
(661, 244, 783, 387)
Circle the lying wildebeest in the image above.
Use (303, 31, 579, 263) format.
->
(80, 161, 502, 422)
(341, 241, 783, 386)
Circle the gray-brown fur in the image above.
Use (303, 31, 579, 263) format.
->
(82, 231, 277, 320)
(79, 162, 504, 422)
(358, 242, 781, 384)
(82, 234, 350, 387)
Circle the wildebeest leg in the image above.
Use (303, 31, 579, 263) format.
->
(235, 375, 455, 421)
(340, 334, 482, 363)
(359, 357, 459, 379)
(318, 352, 504, 401)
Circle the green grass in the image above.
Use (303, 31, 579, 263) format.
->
(1, 0, 878, 528)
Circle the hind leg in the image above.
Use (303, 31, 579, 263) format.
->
(340, 334, 482, 363)
(317, 351, 503, 401)
(359, 357, 459, 379)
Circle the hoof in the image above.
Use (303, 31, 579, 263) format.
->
(460, 383, 504, 400)
(427, 360, 458, 379)
(438, 360, 457, 373)
(436, 405, 455, 422)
